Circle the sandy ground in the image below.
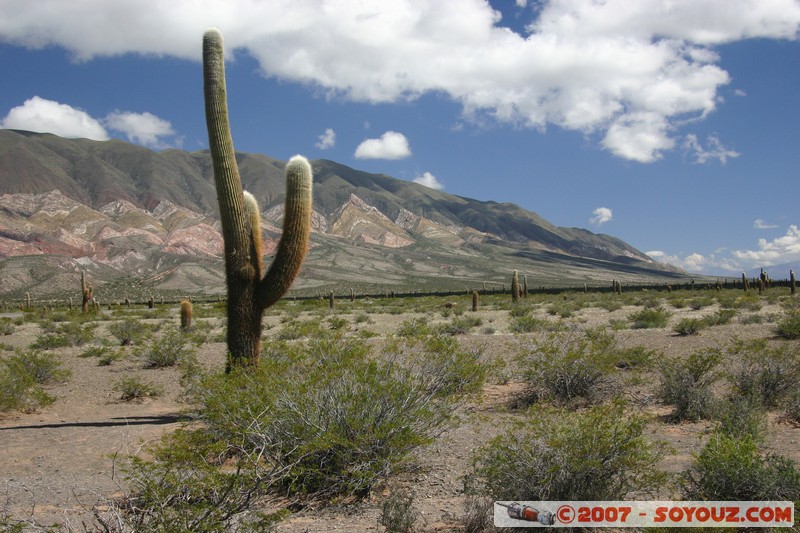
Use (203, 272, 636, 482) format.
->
(0, 297, 798, 531)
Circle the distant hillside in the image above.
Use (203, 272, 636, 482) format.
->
(0, 129, 688, 300)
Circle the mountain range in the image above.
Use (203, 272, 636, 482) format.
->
(0, 129, 687, 302)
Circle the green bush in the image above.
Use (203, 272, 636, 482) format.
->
(0, 350, 68, 412)
(30, 322, 95, 349)
(434, 315, 482, 336)
(673, 317, 707, 336)
(396, 317, 431, 337)
(138, 326, 195, 368)
(124, 333, 487, 528)
(472, 403, 666, 501)
(614, 345, 658, 370)
(657, 349, 721, 421)
(4, 349, 71, 385)
(727, 338, 800, 407)
(628, 307, 671, 329)
(274, 318, 324, 340)
(108, 318, 153, 346)
(682, 433, 800, 501)
(776, 311, 800, 339)
(714, 396, 767, 442)
(379, 489, 419, 533)
(114, 377, 163, 401)
(516, 331, 618, 404)
(0, 319, 15, 335)
(703, 308, 736, 326)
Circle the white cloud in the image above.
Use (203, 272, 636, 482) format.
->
(354, 131, 411, 160)
(683, 133, 740, 164)
(104, 110, 176, 148)
(1, 96, 178, 148)
(315, 128, 336, 149)
(412, 171, 444, 190)
(0, 96, 109, 140)
(648, 250, 709, 272)
(754, 219, 778, 230)
(734, 89, 747, 97)
(589, 207, 613, 226)
(732, 225, 800, 266)
(1, 0, 799, 162)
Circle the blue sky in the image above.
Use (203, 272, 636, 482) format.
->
(0, 0, 799, 277)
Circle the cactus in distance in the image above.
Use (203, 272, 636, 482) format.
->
(204, 28, 313, 370)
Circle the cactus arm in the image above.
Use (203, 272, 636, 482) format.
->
(257, 155, 313, 310)
(243, 191, 265, 277)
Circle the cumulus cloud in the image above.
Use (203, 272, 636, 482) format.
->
(104, 110, 176, 148)
(647, 250, 710, 272)
(1, 96, 109, 140)
(1, 0, 798, 162)
(1, 96, 178, 148)
(683, 133, 740, 164)
(754, 219, 778, 230)
(412, 171, 444, 190)
(315, 128, 336, 149)
(732, 225, 800, 266)
(354, 131, 411, 160)
(590, 207, 613, 226)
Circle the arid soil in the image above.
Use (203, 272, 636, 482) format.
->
(0, 295, 798, 532)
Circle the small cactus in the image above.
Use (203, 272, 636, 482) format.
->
(523, 275, 528, 297)
(741, 272, 749, 291)
(791, 269, 796, 295)
(472, 290, 479, 312)
(329, 291, 335, 309)
(180, 299, 193, 331)
(204, 28, 312, 370)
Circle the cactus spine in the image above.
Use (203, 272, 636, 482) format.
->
(511, 270, 520, 303)
(203, 28, 312, 370)
(81, 271, 93, 313)
(180, 299, 193, 331)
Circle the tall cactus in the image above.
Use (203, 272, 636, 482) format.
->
(203, 28, 312, 370)
(81, 271, 93, 314)
(511, 270, 520, 303)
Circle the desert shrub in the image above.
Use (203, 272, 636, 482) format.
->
(125, 333, 486, 529)
(114, 376, 163, 401)
(727, 338, 800, 407)
(471, 403, 666, 501)
(703, 308, 736, 326)
(657, 349, 721, 421)
(138, 326, 195, 368)
(4, 349, 71, 385)
(628, 306, 671, 329)
(689, 296, 714, 310)
(396, 317, 431, 337)
(379, 489, 419, 533)
(274, 318, 323, 340)
(516, 330, 618, 404)
(739, 313, 764, 325)
(108, 318, 153, 346)
(785, 390, 800, 424)
(597, 298, 623, 312)
(508, 305, 531, 318)
(714, 396, 767, 442)
(434, 315, 482, 336)
(30, 322, 95, 349)
(353, 313, 372, 324)
(0, 350, 68, 412)
(0, 319, 15, 335)
(682, 433, 800, 501)
(614, 345, 658, 370)
(460, 495, 494, 533)
(673, 317, 707, 336)
(776, 311, 800, 339)
(326, 316, 349, 330)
